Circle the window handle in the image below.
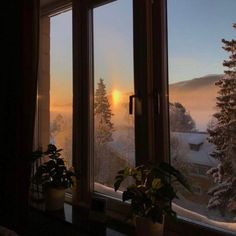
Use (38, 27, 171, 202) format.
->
(129, 95, 136, 114)
(129, 92, 141, 115)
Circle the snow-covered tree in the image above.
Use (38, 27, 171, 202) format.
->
(170, 133, 191, 174)
(50, 114, 65, 138)
(207, 24, 236, 215)
(169, 102, 196, 132)
(94, 78, 114, 145)
(94, 79, 114, 183)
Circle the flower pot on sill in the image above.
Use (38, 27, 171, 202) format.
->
(134, 216, 164, 236)
(45, 187, 66, 211)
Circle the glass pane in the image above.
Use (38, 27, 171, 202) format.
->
(93, 0, 135, 197)
(168, 0, 236, 233)
(50, 11, 72, 167)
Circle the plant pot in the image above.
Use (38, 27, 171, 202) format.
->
(134, 216, 164, 236)
(45, 187, 65, 211)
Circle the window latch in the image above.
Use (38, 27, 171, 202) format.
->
(129, 94, 136, 115)
(129, 92, 141, 115)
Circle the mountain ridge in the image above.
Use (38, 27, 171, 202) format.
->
(169, 74, 223, 131)
(169, 74, 223, 91)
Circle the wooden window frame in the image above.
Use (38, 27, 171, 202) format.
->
(73, 0, 156, 204)
(153, 0, 235, 235)
(37, 0, 235, 235)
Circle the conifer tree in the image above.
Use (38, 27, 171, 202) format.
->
(94, 78, 114, 145)
(207, 24, 236, 215)
(169, 102, 196, 132)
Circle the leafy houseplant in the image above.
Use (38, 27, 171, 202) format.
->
(33, 144, 75, 210)
(114, 162, 191, 236)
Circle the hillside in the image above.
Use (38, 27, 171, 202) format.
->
(169, 74, 223, 131)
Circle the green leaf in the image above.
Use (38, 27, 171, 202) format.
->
(152, 178, 162, 189)
(122, 190, 134, 202)
(114, 178, 123, 191)
(136, 170, 142, 181)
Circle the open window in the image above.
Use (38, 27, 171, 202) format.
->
(167, 0, 236, 234)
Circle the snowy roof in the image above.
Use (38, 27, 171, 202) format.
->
(107, 130, 218, 167)
(172, 132, 218, 167)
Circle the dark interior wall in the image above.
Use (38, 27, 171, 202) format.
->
(1, 0, 22, 228)
(1, 3, 21, 144)
(0, 0, 38, 234)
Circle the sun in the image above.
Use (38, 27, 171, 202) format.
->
(112, 90, 121, 106)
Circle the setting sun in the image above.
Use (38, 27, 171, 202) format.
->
(112, 90, 121, 106)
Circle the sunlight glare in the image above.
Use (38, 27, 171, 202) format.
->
(112, 90, 121, 106)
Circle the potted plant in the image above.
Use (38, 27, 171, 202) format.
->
(114, 162, 191, 236)
(33, 144, 75, 211)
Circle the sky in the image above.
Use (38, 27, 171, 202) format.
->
(50, 0, 133, 109)
(50, 0, 236, 105)
(168, 0, 236, 83)
(50, 10, 72, 107)
(93, 0, 133, 93)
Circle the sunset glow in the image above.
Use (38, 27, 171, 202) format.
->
(112, 90, 121, 105)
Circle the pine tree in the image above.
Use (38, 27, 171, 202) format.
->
(94, 78, 114, 145)
(207, 24, 236, 215)
(94, 79, 114, 183)
(50, 114, 65, 137)
(169, 102, 196, 132)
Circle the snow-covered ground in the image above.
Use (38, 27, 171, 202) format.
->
(173, 203, 236, 234)
(95, 183, 236, 234)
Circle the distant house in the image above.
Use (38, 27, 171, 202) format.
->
(171, 131, 218, 205)
(188, 135, 204, 151)
(172, 131, 218, 166)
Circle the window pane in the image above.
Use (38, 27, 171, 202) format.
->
(93, 0, 135, 197)
(50, 11, 72, 167)
(168, 0, 236, 233)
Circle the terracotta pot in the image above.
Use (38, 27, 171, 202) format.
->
(135, 216, 164, 236)
(45, 187, 65, 211)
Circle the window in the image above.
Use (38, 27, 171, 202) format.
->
(189, 143, 203, 152)
(38, 0, 153, 201)
(37, 9, 72, 165)
(93, 0, 135, 197)
(50, 11, 73, 168)
(168, 0, 236, 234)
(72, 0, 153, 201)
(192, 186, 202, 195)
(190, 164, 209, 177)
(36, 0, 236, 235)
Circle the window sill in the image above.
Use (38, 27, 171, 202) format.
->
(91, 183, 235, 236)
(30, 201, 135, 236)
(165, 203, 236, 236)
(30, 185, 235, 236)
